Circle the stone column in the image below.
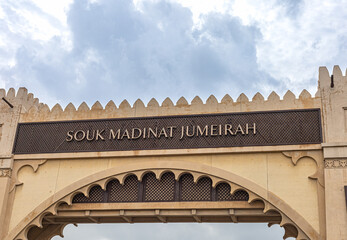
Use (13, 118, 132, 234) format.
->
(319, 66, 347, 240)
(0, 89, 22, 239)
(0, 157, 13, 238)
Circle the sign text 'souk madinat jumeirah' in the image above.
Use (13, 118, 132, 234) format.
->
(12, 109, 322, 154)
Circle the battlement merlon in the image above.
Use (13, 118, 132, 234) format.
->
(319, 66, 347, 240)
(319, 65, 347, 89)
(0, 87, 42, 116)
(318, 65, 347, 144)
(0, 65, 345, 126)
(1, 91, 323, 123)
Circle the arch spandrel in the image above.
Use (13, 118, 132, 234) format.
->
(9, 151, 323, 235)
(6, 161, 320, 240)
(6, 159, 321, 240)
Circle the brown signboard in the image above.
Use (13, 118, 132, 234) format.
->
(12, 109, 322, 154)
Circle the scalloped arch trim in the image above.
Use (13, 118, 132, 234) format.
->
(7, 161, 320, 240)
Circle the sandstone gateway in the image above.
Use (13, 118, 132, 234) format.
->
(0, 66, 346, 240)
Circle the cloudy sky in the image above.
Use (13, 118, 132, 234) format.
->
(52, 223, 289, 240)
(1, 0, 346, 108)
(1, 0, 346, 239)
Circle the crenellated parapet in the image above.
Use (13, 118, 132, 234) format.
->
(2, 65, 347, 124)
(319, 65, 347, 91)
(0, 88, 44, 157)
(318, 65, 347, 240)
(0, 87, 42, 113)
(319, 65, 347, 143)
(18, 89, 321, 122)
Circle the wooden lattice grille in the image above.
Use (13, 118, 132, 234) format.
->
(216, 183, 250, 201)
(108, 176, 139, 202)
(72, 173, 249, 203)
(144, 172, 175, 202)
(180, 175, 212, 201)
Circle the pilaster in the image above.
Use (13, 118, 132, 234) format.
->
(319, 66, 347, 240)
(0, 88, 37, 239)
(0, 157, 13, 238)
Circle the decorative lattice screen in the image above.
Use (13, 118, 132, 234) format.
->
(108, 175, 139, 202)
(73, 172, 249, 203)
(144, 172, 175, 202)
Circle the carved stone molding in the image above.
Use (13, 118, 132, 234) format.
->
(0, 168, 12, 177)
(9, 166, 313, 240)
(282, 150, 324, 187)
(324, 159, 347, 168)
(9, 159, 47, 192)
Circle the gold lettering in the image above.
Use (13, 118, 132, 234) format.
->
(148, 127, 157, 138)
(95, 129, 105, 140)
(186, 126, 195, 137)
(158, 127, 168, 138)
(74, 130, 86, 141)
(143, 128, 146, 139)
(180, 126, 184, 139)
(235, 124, 245, 135)
(109, 129, 121, 140)
(224, 124, 234, 135)
(197, 125, 208, 136)
(66, 131, 74, 142)
(67, 122, 255, 143)
(131, 128, 142, 139)
(210, 125, 218, 136)
(167, 126, 176, 138)
(121, 129, 130, 139)
(246, 123, 256, 135)
(86, 130, 95, 141)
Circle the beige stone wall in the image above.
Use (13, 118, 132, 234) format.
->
(319, 66, 347, 240)
(324, 167, 347, 239)
(2, 66, 347, 240)
(9, 152, 321, 233)
(0, 87, 41, 239)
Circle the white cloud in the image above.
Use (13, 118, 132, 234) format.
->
(1, 0, 346, 105)
(29, 0, 73, 25)
(0, 0, 71, 96)
(231, 0, 347, 95)
(1, 0, 272, 107)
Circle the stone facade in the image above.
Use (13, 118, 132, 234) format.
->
(0, 66, 346, 240)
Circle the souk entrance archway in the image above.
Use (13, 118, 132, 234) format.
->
(2, 66, 347, 240)
(13, 161, 318, 240)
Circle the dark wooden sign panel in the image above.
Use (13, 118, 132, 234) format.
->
(12, 109, 322, 154)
